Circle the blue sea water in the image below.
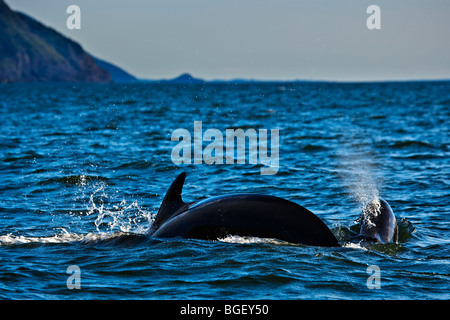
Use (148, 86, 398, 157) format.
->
(0, 81, 449, 299)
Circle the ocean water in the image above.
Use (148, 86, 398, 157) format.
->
(0, 81, 449, 300)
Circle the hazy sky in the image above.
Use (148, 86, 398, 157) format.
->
(6, 0, 450, 81)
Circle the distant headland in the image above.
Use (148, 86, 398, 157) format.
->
(0, 0, 211, 84)
(0, 0, 135, 83)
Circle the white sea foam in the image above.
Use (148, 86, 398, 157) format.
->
(0, 228, 83, 245)
(342, 241, 368, 251)
(0, 228, 144, 246)
(218, 234, 290, 245)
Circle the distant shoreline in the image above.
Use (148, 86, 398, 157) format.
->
(2, 77, 449, 85)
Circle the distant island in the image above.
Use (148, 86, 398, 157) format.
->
(152, 73, 205, 84)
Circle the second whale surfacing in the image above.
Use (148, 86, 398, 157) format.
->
(356, 198, 398, 244)
(149, 172, 398, 247)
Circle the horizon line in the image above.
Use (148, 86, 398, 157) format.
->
(136, 74, 450, 84)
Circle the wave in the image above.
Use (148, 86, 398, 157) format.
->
(386, 139, 437, 149)
(37, 174, 112, 186)
(301, 144, 330, 152)
(218, 235, 292, 245)
(0, 231, 278, 247)
(293, 134, 343, 141)
(0, 229, 84, 245)
(0, 229, 151, 247)
(392, 153, 444, 160)
(2, 150, 44, 163)
(113, 160, 153, 170)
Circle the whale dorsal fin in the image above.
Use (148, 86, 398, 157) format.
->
(151, 172, 188, 232)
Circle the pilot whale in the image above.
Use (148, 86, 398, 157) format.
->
(356, 198, 398, 244)
(149, 172, 398, 247)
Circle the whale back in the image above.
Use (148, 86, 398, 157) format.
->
(153, 193, 340, 247)
(151, 172, 340, 247)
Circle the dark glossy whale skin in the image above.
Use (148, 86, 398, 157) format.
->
(152, 193, 340, 247)
(358, 198, 398, 244)
(150, 172, 340, 247)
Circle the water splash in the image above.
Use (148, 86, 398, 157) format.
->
(82, 183, 153, 234)
(0, 176, 155, 247)
(360, 197, 381, 229)
(336, 139, 383, 213)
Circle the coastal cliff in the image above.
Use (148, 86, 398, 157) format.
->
(0, 0, 112, 83)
